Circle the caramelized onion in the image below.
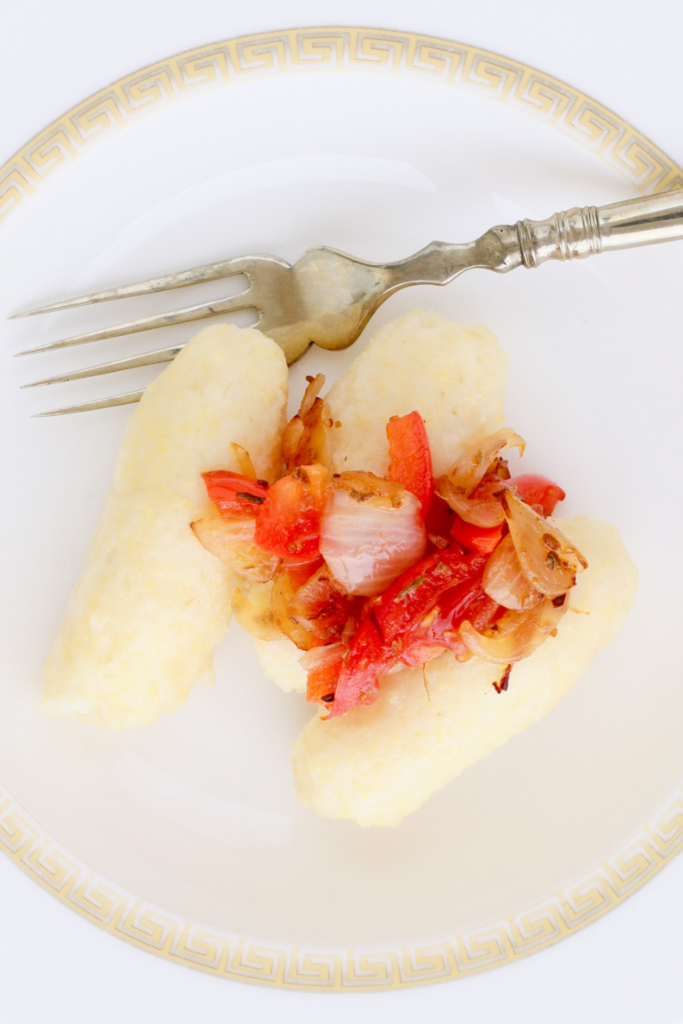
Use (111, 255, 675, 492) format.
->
(272, 573, 315, 650)
(282, 374, 333, 474)
(482, 534, 542, 610)
(300, 373, 325, 416)
(232, 583, 283, 641)
(459, 594, 568, 663)
(299, 642, 345, 672)
(191, 514, 280, 582)
(501, 490, 588, 597)
(320, 474, 426, 596)
(446, 428, 526, 494)
(437, 482, 507, 527)
(229, 442, 257, 481)
(271, 564, 353, 651)
(435, 428, 526, 526)
(330, 471, 411, 509)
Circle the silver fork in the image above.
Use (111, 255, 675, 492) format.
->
(13, 189, 683, 416)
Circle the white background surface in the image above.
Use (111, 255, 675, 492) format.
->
(2, 2, 683, 1021)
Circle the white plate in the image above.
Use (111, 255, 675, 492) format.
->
(1, 28, 683, 990)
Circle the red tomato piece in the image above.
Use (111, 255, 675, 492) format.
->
(402, 578, 499, 663)
(397, 642, 448, 667)
(326, 619, 394, 719)
(254, 465, 327, 559)
(313, 553, 502, 718)
(202, 471, 268, 515)
(386, 411, 433, 519)
(424, 492, 454, 550)
(449, 516, 504, 554)
(509, 474, 565, 516)
(290, 564, 360, 647)
(323, 569, 499, 717)
(317, 574, 502, 716)
(373, 548, 488, 644)
(283, 554, 324, 590)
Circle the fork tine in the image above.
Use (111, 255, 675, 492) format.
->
(15, 292, 256, 356)
(21, 344, 184, 388)
(33, 390, 145, 417)
(10, 256, 262, 319)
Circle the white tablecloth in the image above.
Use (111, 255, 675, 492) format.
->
(2, 2, 682, 1020)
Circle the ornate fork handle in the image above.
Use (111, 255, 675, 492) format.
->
(383, 188, 683, 291)
(501, 188, 683, 271)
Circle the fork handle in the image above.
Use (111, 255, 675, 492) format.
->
(514, 188, 683, 268)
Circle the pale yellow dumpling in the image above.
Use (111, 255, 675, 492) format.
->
(43, 325, 288, 728)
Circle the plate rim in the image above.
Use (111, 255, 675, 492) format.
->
(1, 24, 682, 991)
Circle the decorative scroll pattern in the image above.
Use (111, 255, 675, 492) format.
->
(1, 779, 682, 990)
(2, 27, 683, 227)
(2, 28, 683, 988)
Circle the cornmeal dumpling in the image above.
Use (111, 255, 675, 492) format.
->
(43, 324, 288, 728)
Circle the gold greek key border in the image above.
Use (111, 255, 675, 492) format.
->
(1, 26, 683, 227)
(2, 28, 682, 989)
(1, 778, 682, 989)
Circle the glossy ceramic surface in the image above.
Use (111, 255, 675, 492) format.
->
(1, 28, 682, 989)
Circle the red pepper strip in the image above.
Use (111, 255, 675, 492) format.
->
(373, 548, 489, 644)
(202, 471, 268, 515)
(509, 474, 565, 516)
(449, 516, 504, 554)
(325, 619, 395, 719)
(386, 411, 433, 519)
(306, 646, 345, 707)
(254, 464, 327, 559)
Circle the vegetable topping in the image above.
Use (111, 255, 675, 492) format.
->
(194, 376, 586, 718)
